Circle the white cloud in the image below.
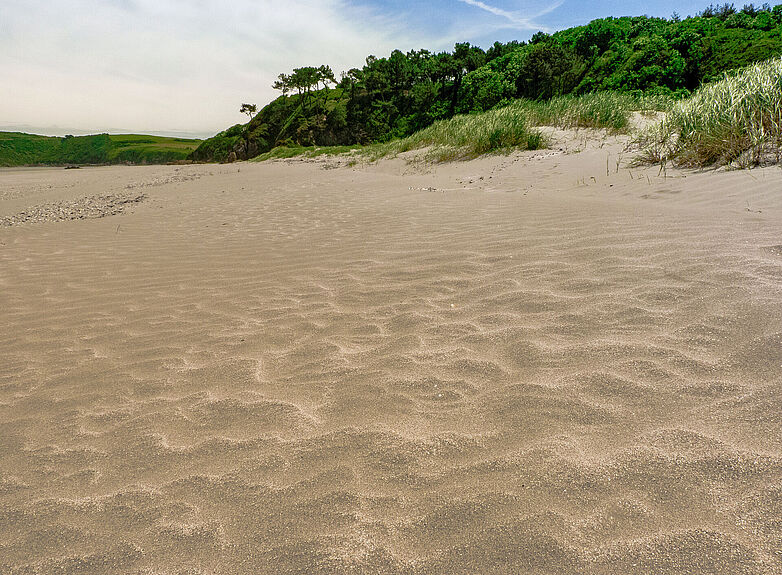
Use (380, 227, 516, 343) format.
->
(456, 0, 562, 31)
(0, 0, 424, 135)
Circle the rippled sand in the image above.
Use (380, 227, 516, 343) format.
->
(2, 133, 782, 574)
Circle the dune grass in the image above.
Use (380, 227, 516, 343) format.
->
(368, 104, 545, 162)
(521, 92, 667, 132)
(637, 57, 782, 167)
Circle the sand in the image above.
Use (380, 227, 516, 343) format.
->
(1, 130, 781, 574)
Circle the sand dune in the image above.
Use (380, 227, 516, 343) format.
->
(1, 132, 781, 574)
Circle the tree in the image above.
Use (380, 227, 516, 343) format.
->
(529, 31, 550, 44)
(272, 73, 291, 95)
(449, 42, 486, 113)
(316, 65, 336, 90)
(458, 67, 512, 112)
(240, 103, 257, 119)
(574, 18, 624, 58)
(515, 43, 585, 100)
(671, 30, 705, 88)
(272, 66, 335, 112)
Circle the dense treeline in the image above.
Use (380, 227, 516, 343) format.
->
(191, 3, 782, 162)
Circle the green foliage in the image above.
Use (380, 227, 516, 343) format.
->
(106, 134, 199, 164)
(272, 65, 336, 114)
(573, 18, 626, 57)
(700, 27, 782, 80)
(457, 67, 513, 112)
(637, 56, 782, 166)
(0, 132, 64, 165)
(224, 124, 245, 138)
(0, 132, 199, 166)
(189, 135, 239, 163)
(240, 103, 257, 118)
(514, 42, 585, 100)
(194, 4, 782, 162)
(0, 133, 107, 165)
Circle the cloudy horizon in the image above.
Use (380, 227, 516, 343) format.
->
(1, 0, 704, 138)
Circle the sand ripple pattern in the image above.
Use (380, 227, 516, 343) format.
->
(1, 155, 782, 574)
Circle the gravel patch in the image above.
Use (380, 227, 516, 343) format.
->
(0, 193, 146, 226)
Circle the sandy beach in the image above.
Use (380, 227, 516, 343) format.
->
(1, 131, 781, 574)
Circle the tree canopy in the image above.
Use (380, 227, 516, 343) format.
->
(240, 103, 257, 119)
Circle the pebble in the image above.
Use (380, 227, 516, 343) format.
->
(0, 193, 146, 227)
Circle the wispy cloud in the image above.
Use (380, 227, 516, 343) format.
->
(457, 0, 562, 31)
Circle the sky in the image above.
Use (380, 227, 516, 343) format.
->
(0, 0, 707, 138)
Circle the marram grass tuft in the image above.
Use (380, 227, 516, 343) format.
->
(637, 57, 782, 167)
(373, 104, 545, 162)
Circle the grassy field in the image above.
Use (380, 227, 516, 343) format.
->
(637, 56, 782, 167)
(0, 132, 201, 166)
(106, 134, 202, 164)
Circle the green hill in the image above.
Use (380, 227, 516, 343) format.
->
(191, 3, 782, 163)
(0, 132, 201, 167)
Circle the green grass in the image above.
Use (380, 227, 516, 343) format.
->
(637, 56, 782, 167)
(374, 104, 544, 162)
(250, 144, 363, 162)
(107, 134, 201, 164)
(522, 92, 671, 132)
(0, 132, 201, 166)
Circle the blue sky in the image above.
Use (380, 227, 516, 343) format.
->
(0, 0, 707, 137)
(357, 0, 705, 45)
